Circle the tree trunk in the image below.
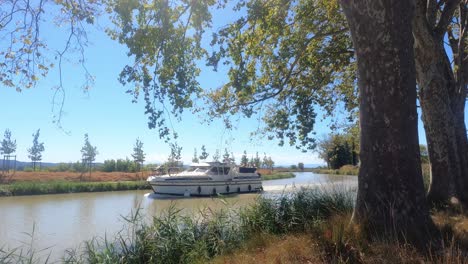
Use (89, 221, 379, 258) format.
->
(413, 0, 468, 207)
(341, 0, 436, 247)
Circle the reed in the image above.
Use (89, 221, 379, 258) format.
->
(59, 187, 355, 264)
(3, 186, 466, 264)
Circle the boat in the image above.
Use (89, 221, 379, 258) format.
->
(146, 162, 263, 196)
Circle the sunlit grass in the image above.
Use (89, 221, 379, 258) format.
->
(0, 181, 150, 196)
(261, 172, 295, 180)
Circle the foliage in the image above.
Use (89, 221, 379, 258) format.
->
(104, 0, 215, 142)
(253, 152, 261, 168)
(222, 148, 230, 163)
(290, 164, 298, 170)
(60, 187, 355, 264)
(317, 132, 358, 169)
(101, 159, 140, 173)
(199, 145, 209, 161)
(312, 165, 359, 176)
(241, 150, 249, 167)
(298, 162, 305, 171)
(81, 134, 98, 165)
(131, 138, 145, 171)
(0, 129, 16, 155)
(192, 148, 199, 163)
(0, 0, 98, 92)
(168, 142, 183, 166)
(27, 129, 45, 170)
(420, 144, 429, 164)
(212, 149, 220, 161)
(261, 172, 294, 180)
(264, 157, 275, 171)
(105, 0, 356, 150)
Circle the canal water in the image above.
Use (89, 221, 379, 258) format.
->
(0, 172, 356, 262)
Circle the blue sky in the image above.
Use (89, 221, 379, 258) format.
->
(1, 4, 461, 166)
(1, 10, 333, 166)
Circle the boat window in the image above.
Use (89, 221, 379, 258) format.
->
(209, 167, 230, 175)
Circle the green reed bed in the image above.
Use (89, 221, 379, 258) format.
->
(261, 172, 295, 180)
(61, 187, 355, 264)
(0, 181, 150, 196)
(0, 187, 355, 263)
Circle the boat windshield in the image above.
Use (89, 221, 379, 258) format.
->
(186, 166, 210, 172)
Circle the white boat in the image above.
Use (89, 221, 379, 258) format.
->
(147, 162, 263, 196)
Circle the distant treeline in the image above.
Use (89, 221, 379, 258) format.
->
(17, 159, 154, 173)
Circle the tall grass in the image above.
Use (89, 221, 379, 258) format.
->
(60, 187, 355, 264)
(0, 181, 150, 196)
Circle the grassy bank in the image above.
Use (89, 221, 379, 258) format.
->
(0, 180, 150, 196)
(1, 187, 468, 263)
(261, 171, 295, 180)
(312, 165, 359, 176)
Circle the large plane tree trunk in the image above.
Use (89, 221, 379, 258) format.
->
(340, 0, 436, 247)
(413, 0, 468, 207)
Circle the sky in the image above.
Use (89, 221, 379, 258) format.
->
(1, 3, 464, 167)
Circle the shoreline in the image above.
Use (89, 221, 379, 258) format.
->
(0, 172, 296, 197)
(0, 180, 151, 197)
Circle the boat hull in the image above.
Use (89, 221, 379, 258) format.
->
(148, 180, 263, 196)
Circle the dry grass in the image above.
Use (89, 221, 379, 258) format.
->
(211, 213, 468, 264)
(8, 171, 150, 182)
(210, 233, 323, 264)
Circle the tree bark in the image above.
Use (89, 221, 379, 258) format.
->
(413, 0, 468, 207)
(340, 0, 437, 247)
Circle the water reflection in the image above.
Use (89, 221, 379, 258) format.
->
(0, 172, 356, 261)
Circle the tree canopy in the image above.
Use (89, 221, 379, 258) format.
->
(131, 138, 146, 164)
(0, 129, 16, 155)
(27, 129, 45, 169)
(81, 133, 98, 163)
(105, 0, 357, 150)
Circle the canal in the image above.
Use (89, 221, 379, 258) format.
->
(0, 172, 356, 262)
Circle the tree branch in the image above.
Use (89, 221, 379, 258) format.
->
(435, 0, 460, 38)
(426, 0, 439, 29)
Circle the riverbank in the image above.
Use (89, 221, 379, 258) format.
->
(260, 171, 295, 180)
(0, 172, 294, 196)
(311, 165, 359, 176)
(0, 180, 150, 196)
(2, 187, 467, 263)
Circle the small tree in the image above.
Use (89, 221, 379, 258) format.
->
(0, 129, 17, 156)
(80, 133, 98, 179)
(290, 164, 298, 170)
(298, 162, 304, 171)
(253, 152, 261, 168)
(230, 152, 236, 164)
(249, 156, 255, 167)
(222, 148, 231, 163)
(199, 145, 209, 161)
(265, 157, 275, 172)
(27, 129, 45, 171)
(192, 148, 199, 163)
(212, 149, 220, 162)
(0, 129, 17, 175)
(169, 142, 182, 167)
(131, 138, 145, 171)
(262, 153, 268, 168)
(241, 151, 248, 167)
